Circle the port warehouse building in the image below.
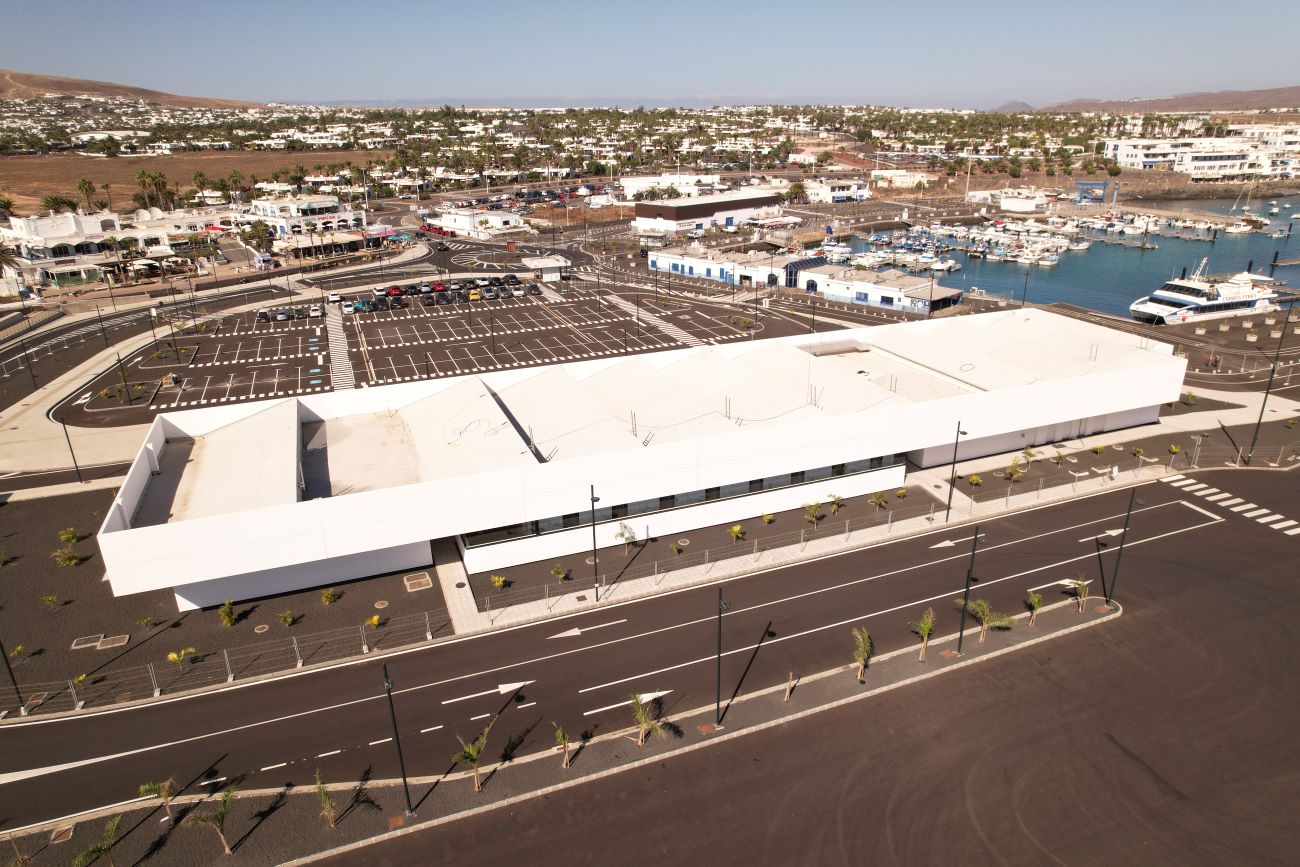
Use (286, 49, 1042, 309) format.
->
(631, 190, 782, 235)
(97, 310, 1185, 611)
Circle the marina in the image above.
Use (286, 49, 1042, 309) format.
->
(838, 195, 1300, 318)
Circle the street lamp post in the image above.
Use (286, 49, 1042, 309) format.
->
(955, 525, 985, 655)
(148, 308, 160, 353)
(94, 304, 109, 347)
(18, 336, 37, 389)
(60, 420, 83, 483)
(589, 486, 600, 601)
(944, 421, 967, 521)
(424, 352, 433, 379)
(381, 664, 415, 816)
(0, 637, 23, 715)
(1244, 303, 1293, 466)
(1106, 488, 1143, 608)
(715, 588, 730, 726)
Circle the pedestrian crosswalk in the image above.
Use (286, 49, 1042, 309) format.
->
(1162, 474, 1300, 535)
(324, 307, 355, 389)
(601, 294, 704, 347)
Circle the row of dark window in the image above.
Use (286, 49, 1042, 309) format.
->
(463, 453, 907, 549)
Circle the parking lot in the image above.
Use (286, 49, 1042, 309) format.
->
(55, 278, 810, 426)
(54, 306, 335, 427)
(345, 282, 780, 385)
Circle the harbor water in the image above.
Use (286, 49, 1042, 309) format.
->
(851, 195, 1300, 318)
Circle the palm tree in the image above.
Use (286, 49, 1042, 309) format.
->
(72, 815, 120, 867)
(0, 196, 15, 217)
(1026, 591, 1044, 626)
(40, 195, 78, 213)
(135, 169, 152, 209)
(867, 492, 888, 511)
(909, 607, 936, 661)
(787, 181, 807, 203)
(99, 183, 113, 211)
(960, 598, 1013, 643)
(803, 502, 823, 532)
(851, 626, 872, 684)
(185, 785, 238, 855)
(828, 494, 845, 515)
(631, 693, 666, 746)
(452, 721, 493, 792)
(0, 243, 18, 280)
(138, 777, 177, 822)
(553, 723, 571, 769)
(77, 178, 96, 210)
(1071, 577, 1090, 614)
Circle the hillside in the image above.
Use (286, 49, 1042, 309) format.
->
(1041, 85, 1300, 113)
(0, 69, 261, 109)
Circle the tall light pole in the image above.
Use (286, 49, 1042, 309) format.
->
(1105, 489, 1143, 608)
(1244, 303, 1293, 466)
(0, 637, 23, 715)
(955, 525, 985, 655)
(381, 663, 415, 816)
(715, 588, 730, 726)
(944, 421, 967, 522)
(589, 486, 600, 601)
(61, 420, 83, 483)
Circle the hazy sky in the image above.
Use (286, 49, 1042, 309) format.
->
(6, 0, 1298, 108)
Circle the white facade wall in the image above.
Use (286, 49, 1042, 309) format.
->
(633, 201, 781, 235)
(99, 320, 1186, 609)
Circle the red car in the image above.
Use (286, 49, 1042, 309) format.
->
(385, 286, 403, 297)
(432, 282, 447, 293)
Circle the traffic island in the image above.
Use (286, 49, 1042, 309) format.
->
(1, 597, 1118, 865)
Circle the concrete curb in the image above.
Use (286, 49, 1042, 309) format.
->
(277, 599, 1121, 866)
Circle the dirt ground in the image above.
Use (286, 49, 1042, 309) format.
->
(0, 150, 395, 212)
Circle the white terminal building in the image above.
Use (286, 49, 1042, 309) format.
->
(97, 310, 1186, 611)
(632, 190, 782, 236)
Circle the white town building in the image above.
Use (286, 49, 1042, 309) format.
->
(619, 173, 722, 200)
(240, 195, 366, 237)
(632, 190, 782, 236)
(98, 310, 1186, 610)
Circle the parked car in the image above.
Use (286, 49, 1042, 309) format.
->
(256, 309, 271, 322)
(373, 297, 390, 310)
(404, 284, 422, 296)
(342, 302, 354, 315)
(372, 288, 386, 299)
(527, 283, 542, 296)
(308, 305, 323, 318)
(467, 288, 481, 301)
(504, 273, 520, 285)
(274, 309, 289, 321)
(488, 276, 504, 287)
(510, 285, 526, 298)
(435, 292, 451, 305)
(421, 295, 436, 307)
(474, 277, 490, 288)
(327, 291, 342, 303)
(434, 241, 451, 251)
(386, 286, 404, 297)
(295, 307, 308, 319)
(483, 286, 499, 300)
(390, 297, 407, 309)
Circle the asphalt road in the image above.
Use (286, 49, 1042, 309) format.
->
(330, 469, 1300, 866)
(0, 478, 1268, 833)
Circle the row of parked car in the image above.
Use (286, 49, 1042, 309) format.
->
(334, 274, 544, 314)
(256, 305, 322, 322)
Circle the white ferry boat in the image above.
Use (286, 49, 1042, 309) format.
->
(1129, 260, 1280, 325)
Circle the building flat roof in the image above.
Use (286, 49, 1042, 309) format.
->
(125, 309, 1184, 526)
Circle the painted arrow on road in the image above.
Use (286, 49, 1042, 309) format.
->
(548, 619, 628, 639)
(441, 681, 535, 704)
(583, 690, 672, 717)
(930, 533, 984, 549)
(1078, 529, 1124, 543)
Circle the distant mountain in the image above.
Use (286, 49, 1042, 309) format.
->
(0, 69, 261, 109)
(992, 101, 1035, 114)
(1040, 85, 1300, 113)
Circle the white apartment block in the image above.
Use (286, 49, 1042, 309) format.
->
(240, 195, 366, 237)
(1103, 132, 1297, 180)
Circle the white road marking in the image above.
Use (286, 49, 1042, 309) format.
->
(419, 725, 443, 734)
(1162, 475, 1185, 482)
(469, 713, 491, 721)
(583, 690, 672, 717)
(1167, 478, 1197, 487)
(1271, 519, 1297, 530)
(316, 750, 341, 758)
(441, 681, 535, 704)
(1204, 493, 1232, 502)
(1179, 500, 1223, 520)
(515, 701, 537, 709)
(1220, 498, 1244, 507)
(1231, 503, 1258, 512)
(368, 738, 391, 746)
(200, 777, 227, 786)
(1180, 483, 1208, 492)
(260, 763, 287, 771)
(1286, 527, 1300, 536)
(1193, 487, 1220, 497)
(1243, 508, 1270, 518)
(929, 532, 983, 549)
(1029, 578, 1088, 591)
(1077, 529, 1124, 542)
(1256, 514, 1285, 524)
(577, 508, 1220, 695)
(548, 619, 628, 639)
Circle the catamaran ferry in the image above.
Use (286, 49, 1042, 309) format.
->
(1129, 260, 1280, 325)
